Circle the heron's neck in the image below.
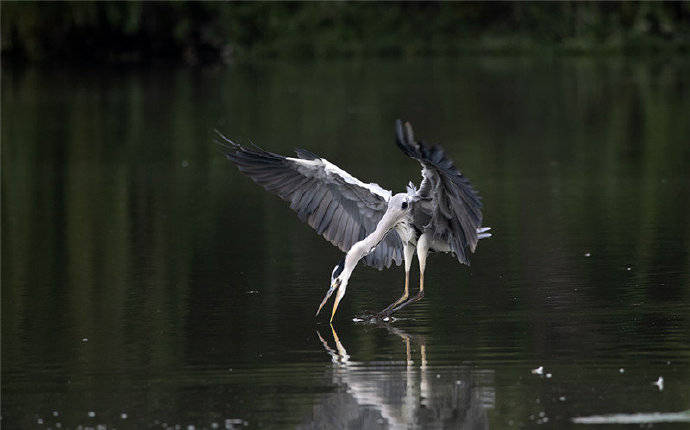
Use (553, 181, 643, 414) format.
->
(344, 212, 397, 276)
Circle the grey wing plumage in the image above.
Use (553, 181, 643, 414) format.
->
(218, 132, 403, 270)
(396, 120, 484, 265)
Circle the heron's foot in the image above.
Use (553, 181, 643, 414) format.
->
(390, 290, 425, 314)
(375, 294, 411, 319)
(370, 298, 421, 321)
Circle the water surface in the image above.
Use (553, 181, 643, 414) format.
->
(3, 57, 690, 428)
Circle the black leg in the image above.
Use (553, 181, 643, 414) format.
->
(376, 294, 408, 318)
(389, 290, 425, 314)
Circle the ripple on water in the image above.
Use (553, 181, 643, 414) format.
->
(572, 410, 690, 424)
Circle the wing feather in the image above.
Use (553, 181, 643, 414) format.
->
(395, 120, 486, 265)
(334, 209, 350, 247)
(317, 196, 337, 234)
(325, 206, 344, 244)
(219, 132, 403, 270)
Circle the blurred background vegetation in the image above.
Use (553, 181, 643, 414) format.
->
(3, 2, 690, 64)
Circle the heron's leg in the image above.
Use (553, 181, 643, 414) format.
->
(420, 343, 431, 408)
(390, 233, 430, 314)
(377, 243, 415, 317)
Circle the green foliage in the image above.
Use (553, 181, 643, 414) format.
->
(3, 2, 690, 63)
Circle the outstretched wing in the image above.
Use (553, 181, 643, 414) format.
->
(395, 120, 485, 265)
(218, 132, 403, 270)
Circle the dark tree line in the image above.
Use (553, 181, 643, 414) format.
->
(3, 2, 689, 64)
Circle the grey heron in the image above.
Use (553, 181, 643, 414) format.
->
(220, 120, 491, 322)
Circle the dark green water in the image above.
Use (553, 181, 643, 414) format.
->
(3, 57, 690, 429)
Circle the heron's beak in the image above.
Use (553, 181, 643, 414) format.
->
(330, 324, 347, 357)
(315, 280, 340, 317)
(330, 287, 345, 323)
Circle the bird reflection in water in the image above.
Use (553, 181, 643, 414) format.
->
(301, 325, 495, 429)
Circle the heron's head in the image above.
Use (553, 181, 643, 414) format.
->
(386, 193, 413, 224)
(330, 258, 346, 286)
(315, 258, 351, 322)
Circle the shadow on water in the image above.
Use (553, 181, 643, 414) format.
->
(303, 324, 494, 429)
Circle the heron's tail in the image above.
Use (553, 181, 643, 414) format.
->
(477, 227, 492, 239)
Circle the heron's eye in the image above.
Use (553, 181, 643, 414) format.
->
(401, 201, 408, 209)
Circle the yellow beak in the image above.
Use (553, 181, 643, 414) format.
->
(316, 282, 338, 317)
(330, 291, 344, 323)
